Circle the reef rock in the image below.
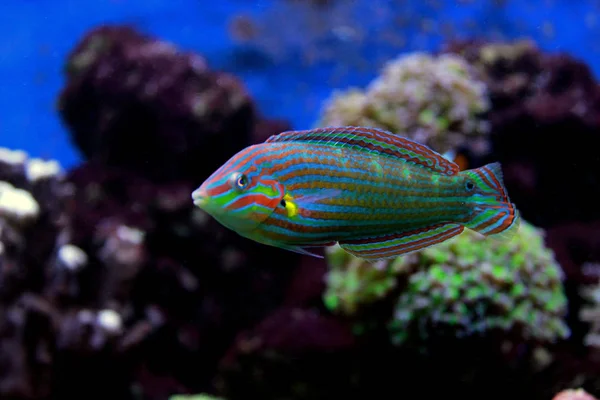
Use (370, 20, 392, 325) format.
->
(58, 25, 255, 183)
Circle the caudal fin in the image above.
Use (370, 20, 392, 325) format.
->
(462, 162, 520, 240)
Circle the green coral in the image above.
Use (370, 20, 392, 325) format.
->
(388, 221, 569, 346)
(317, 52, 490, 155)
(324, 245, 407, 316)
(323, 221, 569, 346)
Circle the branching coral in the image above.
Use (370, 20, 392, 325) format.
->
(318, 52, 490, 155)
(388, 221, 569, 346)
(323, 244, 406, 316)
(322, 220, 569, 346)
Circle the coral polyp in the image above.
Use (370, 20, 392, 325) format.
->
(388, 221, 569, 345)
(318, 53, 490, 155)
(323, 220, 569, 346)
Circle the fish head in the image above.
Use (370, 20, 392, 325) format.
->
(191, 146, 285, 235)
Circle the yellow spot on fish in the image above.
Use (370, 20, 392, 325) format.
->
(283, 193, 298, 218)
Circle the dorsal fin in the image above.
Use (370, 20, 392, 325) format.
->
(266, 126, 459, 176)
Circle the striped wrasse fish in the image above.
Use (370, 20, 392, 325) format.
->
(191, 126, 520, 261)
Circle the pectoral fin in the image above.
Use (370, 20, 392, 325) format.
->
(282, 189, 342, 218)
(279, 245, 324, 259)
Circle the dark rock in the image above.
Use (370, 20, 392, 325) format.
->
(57, 25, 256, 183)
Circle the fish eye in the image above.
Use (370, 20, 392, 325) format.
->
(465, 180, 475, 191)
(280, 199, 286, 207)
(230, 172, 249, 190)
(237, 174, 249, 189)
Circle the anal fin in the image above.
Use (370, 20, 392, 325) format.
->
(278, 244, 333, 259)
(339, 224, 464, 262)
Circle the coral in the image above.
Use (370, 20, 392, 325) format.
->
(57, 160, 301, 396)
(57, 25, 256, 183)
(0, 151, 152, 399)
(387, 221, 569, 346)
(8, 20, 600, 400)
(445, 39, 600, 228)
(0, 148, 71, 301)
(323, 244, 406, 316)
(0, 149, 71, 398)
(445, 42, 600, 370)
(0, 24, 301, 399)
(318, 52, 490, 155)
(0, 145, 302, 399)
(318, 220, 585, 400)
(322, 220, 568, 347)
(0, 181, 40, 227)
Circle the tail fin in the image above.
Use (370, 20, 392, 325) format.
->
(462, 162, 520, 240)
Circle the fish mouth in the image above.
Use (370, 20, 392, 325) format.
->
(191, 187, 209, 208)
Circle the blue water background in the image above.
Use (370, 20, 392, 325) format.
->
(2, 0, 599, 169)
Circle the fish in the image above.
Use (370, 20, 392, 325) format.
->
(191, 126, 520, 262)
